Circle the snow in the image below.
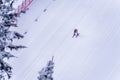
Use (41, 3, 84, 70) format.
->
(9, 0, 120, 80)
(12, 0, 24, 8)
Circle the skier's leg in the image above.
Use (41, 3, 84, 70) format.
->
(72, 33, 75, 38)
(75, 33, 79, 38)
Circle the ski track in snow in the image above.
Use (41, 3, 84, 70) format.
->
(9, 0, 120, 80)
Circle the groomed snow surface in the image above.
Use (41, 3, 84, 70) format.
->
(10, 0, 120, 80)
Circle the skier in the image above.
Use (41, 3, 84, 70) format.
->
(72, 28, 79, 38)
(43, 9, 47, 12)
(35, 18, 38, 22)
(10, 0, 14, 8)
(24, 31, 27, 34)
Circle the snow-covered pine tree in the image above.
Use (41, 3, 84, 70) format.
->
(0, 0, 3, 4)
(38, 56, 54, 80)
(0, 1, 25, 80)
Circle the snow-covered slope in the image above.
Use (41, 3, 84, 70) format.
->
(10, 0, 120, 80)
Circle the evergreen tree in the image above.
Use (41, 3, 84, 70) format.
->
(0, 1, 25, 80)
(0, 0, 3, 4)
(38, 56, 54, 80)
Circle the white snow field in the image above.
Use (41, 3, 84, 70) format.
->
(10, 0, 120, 80)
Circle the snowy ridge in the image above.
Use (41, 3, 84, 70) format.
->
(10, 0, 120, 80)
